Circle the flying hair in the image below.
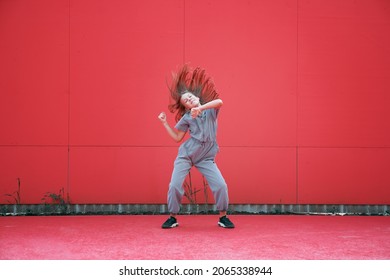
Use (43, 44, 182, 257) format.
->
(167, 64, 219, 122)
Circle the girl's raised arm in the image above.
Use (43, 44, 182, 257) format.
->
(158, 112, 186, 143)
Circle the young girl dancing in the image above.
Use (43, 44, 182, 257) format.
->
(158, 65, 234, 229)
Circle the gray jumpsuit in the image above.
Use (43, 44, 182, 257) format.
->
(167, 108, 229, 214)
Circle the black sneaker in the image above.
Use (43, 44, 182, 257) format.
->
(218, 215, 235, 228)
(162, 216, 178, 229)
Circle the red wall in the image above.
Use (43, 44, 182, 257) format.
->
(1, 0, 389, 205)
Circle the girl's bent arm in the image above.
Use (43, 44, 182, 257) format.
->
(158, 112, 186, 142)
(191, 99, 223, 118)
(162, 122, 186, 142)
(200, 99, 223, 111)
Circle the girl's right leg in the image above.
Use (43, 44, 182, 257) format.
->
(167, 156, 192, 214)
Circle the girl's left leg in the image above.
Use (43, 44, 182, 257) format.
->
(195, 159, 229, 212)
(196, 159, 235, 228)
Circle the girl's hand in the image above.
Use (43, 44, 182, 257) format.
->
(158, 112, 167, 123)
(190, 107, 202, 118)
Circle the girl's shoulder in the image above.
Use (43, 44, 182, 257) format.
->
(177, 111, 191, 123)
(182, 111, 192, 119)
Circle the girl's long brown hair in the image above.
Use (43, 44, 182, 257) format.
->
(168, 64, 219, 122)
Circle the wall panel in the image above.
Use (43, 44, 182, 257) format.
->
(0, 0, 69, 145)
(298, 147, 390, 204)
(298, 0, 390, 147)
(0, 147, 69, 204)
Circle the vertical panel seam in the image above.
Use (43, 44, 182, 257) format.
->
(183, 0, 186, 64)
(296, 0, 299, 204)
(67, 0, 71, 201)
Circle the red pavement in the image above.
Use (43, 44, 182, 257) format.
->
(1, 215, 389, 260)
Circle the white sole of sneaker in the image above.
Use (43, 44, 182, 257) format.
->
(218, 222, 234, 228)
(162, 223, 178, 229)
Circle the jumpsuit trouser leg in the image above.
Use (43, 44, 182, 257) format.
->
(195, 158, 229, 212)
(167, 156, 192, 214)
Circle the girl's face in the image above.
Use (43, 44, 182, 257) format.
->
(180, 92, 200, 109)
